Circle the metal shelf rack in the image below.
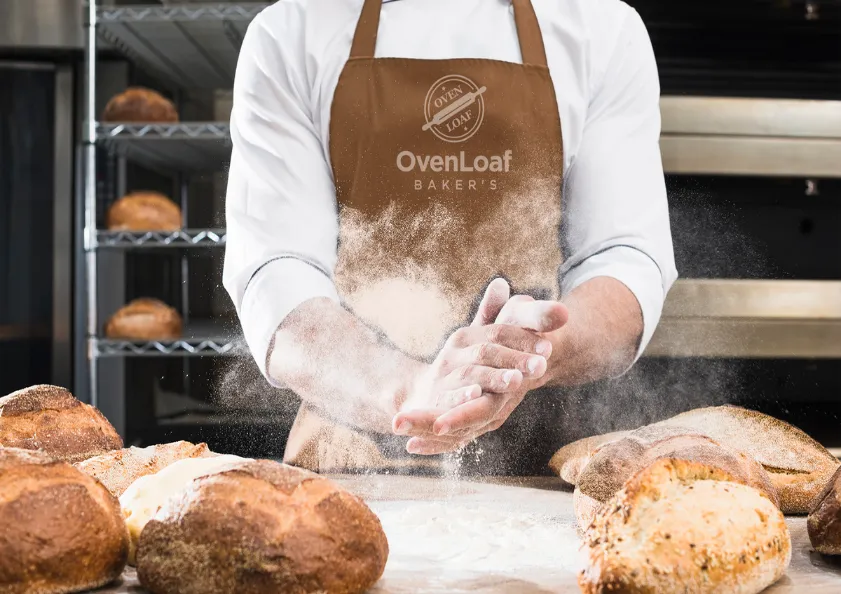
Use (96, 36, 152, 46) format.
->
(80, 1, 268, 427)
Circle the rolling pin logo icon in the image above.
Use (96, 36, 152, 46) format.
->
(423, 75, 486, 143)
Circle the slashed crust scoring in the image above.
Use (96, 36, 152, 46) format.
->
(136, 459, 389, 594)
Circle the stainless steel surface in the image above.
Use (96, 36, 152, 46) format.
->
(98, 123, 231, 173)
(96, 228, 227, 248)
(660, 96, 841, 178)
(99, 476, 841, 593)
(0, 0, 84, 49)
(646, 280, 841, 359)
(97, 3, 268, 89)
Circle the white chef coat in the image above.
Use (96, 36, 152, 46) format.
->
(223, 0, 678, 381)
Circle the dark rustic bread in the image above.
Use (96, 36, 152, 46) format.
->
(136, 459, 389, 594)
(579, 458, 790, 594)
(0, 447, 129, 594)
(548, 430, 629, 487)
(75, 441, 215, 498)
(0, 385, 122, 463)
(808, 465, 841, 555)
(105, 298, 182, 341)
(106, 191, 182, 231)
(102, 87, 179, 122)
(653, 405, 840, 514)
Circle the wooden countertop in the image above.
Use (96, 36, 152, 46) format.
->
(100, 475, 841, 593)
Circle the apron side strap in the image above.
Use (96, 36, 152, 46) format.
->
(350, 0, 383, 59)
(513, 0, 549, 68)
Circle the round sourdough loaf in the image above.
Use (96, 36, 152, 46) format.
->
(106, 192, 182, 232)
(105, 298, 182, 341)
(136, 460, 389, 594)
(0, 385, 122, 463)
(102, 87, 179, 122)
(0, 447, 129, 594)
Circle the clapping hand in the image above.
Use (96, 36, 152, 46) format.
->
(392, 278, 568, 454)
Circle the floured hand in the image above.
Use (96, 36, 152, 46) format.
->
(393, 279, 568, 455)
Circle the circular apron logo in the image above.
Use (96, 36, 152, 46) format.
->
(422, 75, 486, 143)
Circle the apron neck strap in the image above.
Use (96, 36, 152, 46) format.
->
(349, 0, 549, 67)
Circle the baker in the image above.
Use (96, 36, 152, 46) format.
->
(223, 0, 677, 476)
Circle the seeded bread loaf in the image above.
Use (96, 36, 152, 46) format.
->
(0, 447, 129, 594)
(0, 385, 122, 463)
(136, 459, 389, 594)
(579, 458, 791, 594)
(548, 430, 629, 487)
(102, 87, 178, 123)
(75, 441, 216, 498)
(807, 465, 841, 555)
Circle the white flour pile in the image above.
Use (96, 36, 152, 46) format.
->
(368, 499, 584, 593)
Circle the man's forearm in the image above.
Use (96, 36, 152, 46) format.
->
(268, 298, 423, 434)
(543, 276, 644, 387)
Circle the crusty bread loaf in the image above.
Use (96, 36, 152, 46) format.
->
(120, 454, 250, 565)
(653, 405, 840, 514)
(548, 430, 630, 486)
(102, 87, 179, 123)
(75, 441, 216, 498)
(579, 458, 791, 594)
(0, 447, 129, 594)
(105, 298, 182, 341)
(808, 465, 841, 555)
(136, 459, 389, 594)
(0, 385, 122, 463)
(106, 192, 182, 231)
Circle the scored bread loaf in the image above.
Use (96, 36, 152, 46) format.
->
(106, 192, 182, 231)
(579, 458, 791, 594)
(653, 405, 839, 514)
(807, 465, 841, 555)
(75, 441, 216, 498)
(136, 459, 389, 594)
(0, 447, 129, 594)
(0, 385, 122, 463)
(572, 426, 779, 531)
(105, 298, 182, 341)
(102, 87, 179, 122)
(120, 454, 249, 565)
(548, 430, 630, 487)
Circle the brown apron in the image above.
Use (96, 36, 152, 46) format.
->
(283, 0, 565, 475)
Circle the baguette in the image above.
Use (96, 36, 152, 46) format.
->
(579, 458, 791, 594)
(75, 441, 216, 498)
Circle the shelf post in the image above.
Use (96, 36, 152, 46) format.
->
(83, 0, 99, 407)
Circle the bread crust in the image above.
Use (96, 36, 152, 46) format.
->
(106, 192, 182, 232)
(105, 298, 183, 341)
(0, 447, 129, 594)
(654, 405, 840, 514)
(0, 385, 122, 463)
(576, 425, 780, 508)
(807, 465, 841, 555)
(75, 441, 215, 498)
(102, 87, 179, 123)
(548, 430, 630, 486)
(136, 460, 389, 594)
(579, 458, 791, 594)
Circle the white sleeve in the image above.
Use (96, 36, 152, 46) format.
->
(560, 7, 678, 365)
(222, 11, 340, 381)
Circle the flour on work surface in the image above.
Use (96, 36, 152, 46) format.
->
(369, 499, 584, 592)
